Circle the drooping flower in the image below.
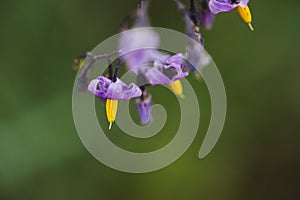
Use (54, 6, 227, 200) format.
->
(119, 28, 163, 70)
(132, 53, 188, 98)
(119, 0, 165, 70)
(88, 75, 142, 129)
(135, 93, 152, 125)
(209, 0, 254, 30)
(134, 54, 188, 85)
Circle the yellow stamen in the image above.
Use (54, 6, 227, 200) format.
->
(169, 80, 184, 99)
(106, 99, 118, 130)
(236, 5, 254, 31)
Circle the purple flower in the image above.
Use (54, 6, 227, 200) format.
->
(119, 1, 165, 70)
(88, 76, 142, 100)
(134, 54, 189, 85)
(209, 0, 249, 14)
(135, 95, 152, 125)
(119, 28, 164, 70)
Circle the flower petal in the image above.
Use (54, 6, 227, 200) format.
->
(119, 28, 164, 69)
(209, 0, 249, 14)
(88, 76, 142, 100)
(135, 54, 188, 85)
(88, 77, 110, 99)
(138, 66, 172, 85)
(106, 78, 142, 100)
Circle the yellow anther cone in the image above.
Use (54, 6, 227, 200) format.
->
(237, 5, 254, 31)
(169, 80, 184, 99)
(106, 99, 118, 130)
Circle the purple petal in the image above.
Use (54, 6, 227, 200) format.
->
(161, 54, 188, 82)
(119, 28, 164, 69)
(106, 78, 142, 100)
(88, 76, 142, 100)
(209, 0, 249, 14)
(165, 53, 184, 66)
(88, 77, 110, 99)
(137, 66, 172, 85)
(135, 54, 188, 85)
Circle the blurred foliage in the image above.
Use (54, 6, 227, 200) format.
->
(0, 0, 300, 199)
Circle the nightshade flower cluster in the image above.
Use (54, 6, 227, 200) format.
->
(74, 0, 254, 129)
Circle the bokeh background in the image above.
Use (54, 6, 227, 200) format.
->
(1, 0, 299, 199)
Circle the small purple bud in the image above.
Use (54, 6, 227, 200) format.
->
(198, 0, 215, 29)
(199, 10, 215, 30)
(135, 95, 152, 125)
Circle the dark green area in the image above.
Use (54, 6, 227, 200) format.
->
(0, 0, 299, 199)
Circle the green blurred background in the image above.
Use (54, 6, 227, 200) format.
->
(1, 0, 299, 199)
